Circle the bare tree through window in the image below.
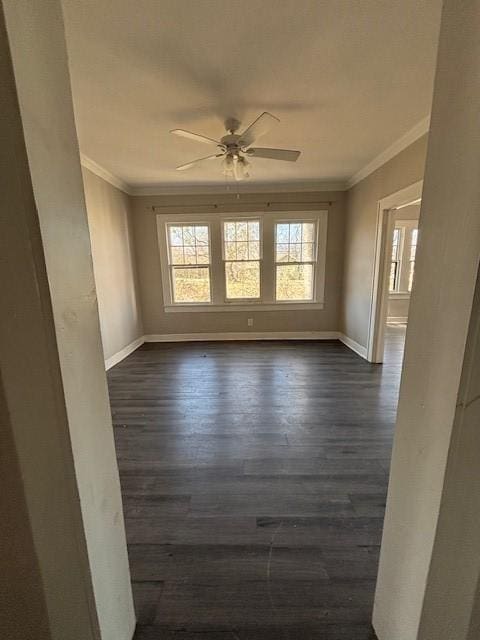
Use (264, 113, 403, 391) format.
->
(167, 224, 211, 303)
(275, 221, 316, 301)
(223, 220, 261, 299)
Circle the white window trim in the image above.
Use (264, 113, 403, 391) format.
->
(222, 217, 263, 302)
(157, 210, 328, 312)
(389, 219, 418, 296)
(166, 222, 212, 305)
(274, 217, 319, 303)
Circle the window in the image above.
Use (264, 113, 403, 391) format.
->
(275, 221, 316, 301)
(389, 228, 402, 292)
(167, 224, 211, 303)
(408, 228, 418, 292)
(389, 221, 418, 294)
(158, 210, 327, 311)
(223, 220, 261, 299)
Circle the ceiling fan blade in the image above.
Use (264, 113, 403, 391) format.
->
(171, 129, 221, 146)
(246, 148, 301, 162)
(239, 112, 280, 147)
(176, 153, 224, 171)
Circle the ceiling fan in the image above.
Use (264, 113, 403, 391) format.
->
(170, 112, 300, 181)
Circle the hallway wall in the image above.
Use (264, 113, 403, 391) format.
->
(374, 0, 480, 636)
(341, 136, 428, 348)
(2, 1, 135, 638)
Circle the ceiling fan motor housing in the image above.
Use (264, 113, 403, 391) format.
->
(220, 133, 244, 156)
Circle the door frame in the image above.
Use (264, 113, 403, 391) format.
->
(366, 180, 423, 363)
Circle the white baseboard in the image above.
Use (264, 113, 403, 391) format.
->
(387, 316, 408, 324)
(144, 331, 340, 343)
(338, 333, 368, 359)
(105, 336, 144, 370)
(105, 331, 370, 369)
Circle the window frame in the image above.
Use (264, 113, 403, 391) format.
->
(389, 226, 404, 294)
(389, 219, 418, 297)
(407, 228, 418, 293)
(157, 210, 327, 312)
(274, 218, 319, 302)
(221, 217, 263, 302)
(165, 222, 213, 305)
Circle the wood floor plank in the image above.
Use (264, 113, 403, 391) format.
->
(107, 327, 406, 639)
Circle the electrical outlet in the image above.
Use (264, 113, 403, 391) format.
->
(247, 318, 254, 327)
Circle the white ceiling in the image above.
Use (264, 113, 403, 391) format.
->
(62, 0, 442, 190)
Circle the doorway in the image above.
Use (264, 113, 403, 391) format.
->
(366, 181, 423, 363)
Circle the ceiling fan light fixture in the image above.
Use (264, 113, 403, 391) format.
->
(171, 112, 300, 180)
(221, 154, 235, 177)
(236, 156, 250, 180)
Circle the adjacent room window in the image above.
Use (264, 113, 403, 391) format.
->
(389, 227, 402, 292)
(158, 210, 327, 310)
(223, 220, 261, 299)
(275, 221, 316, 301)
(408, 228, 418, 292)
(167, 224, 211, 303)
(389, 221, 418, 294)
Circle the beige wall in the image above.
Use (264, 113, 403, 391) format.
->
(82, 168, 142, 360)
(0, 11, 51, 639)
(342, 136, 428, 346)
(374, 0, 480, 637)
(131, 191, 345, 335)
(1, 377, 51, 640)
(3, 1, 135, 638)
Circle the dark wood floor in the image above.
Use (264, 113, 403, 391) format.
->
(107, 326, 406, 640)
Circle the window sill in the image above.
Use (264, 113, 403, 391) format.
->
(164, 302, 325, 313)
(389, 292, 411, 300)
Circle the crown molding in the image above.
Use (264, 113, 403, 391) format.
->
(79, 115, 430, 198)
(347, 115, 430, 189)
(80, 153, 132, 195)
(130, 180, 347, 196)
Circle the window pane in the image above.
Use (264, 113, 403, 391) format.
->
(275, 222, 317, 265)
(195, 226, 209, 245)
(168, 224, 210, 267)
(302, 223, 315, 242)
(410, 228, 418, 260)
(392, 228, 400, 260)
(289, 223, 302, 242)
(170, 246, 184, 264)
(224, 241, 237, 260)
(182, 226, 196, 246)
(276, 223, 290, 243)
(289, 243, 302, 262)
(276, 243, 289, 262)
(225, 261, 260, 299)
(196, 246, 209, 264)
(248, 221, 260, 241)
(236, 221, 248, 241)
(223, 220, 261, 262)
(236, 241, 248, 260)
(169, 226, 183, 246)
(408, 228, 418, 291)
(248, 241, 260, 260)
(224, 222, 236, 241)
(172, 267, 210, 303)
(276, 264, 313, 301)
(408, 261, 415, 292)
(389, 262, 398, 291)
(184, 246, 197, 264)
(302, 242, 314, 261)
